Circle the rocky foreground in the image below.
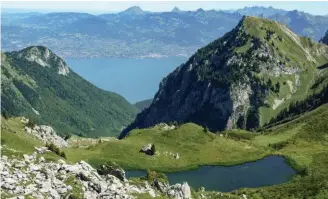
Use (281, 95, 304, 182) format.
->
(0, 149, 192, 199)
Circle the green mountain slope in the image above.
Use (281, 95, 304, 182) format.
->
(1, 46, 138, 137)
(134, 99, 153, 111)
(120, 16, 328, 138)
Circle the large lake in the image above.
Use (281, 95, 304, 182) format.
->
(126, 156, 296, 192)
(65, 57, 186, 103)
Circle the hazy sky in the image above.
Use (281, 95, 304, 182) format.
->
(2, 1, 328, 15)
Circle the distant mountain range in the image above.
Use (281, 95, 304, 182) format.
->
(1, 46, 138, 137)
(2, 6, 328, 58)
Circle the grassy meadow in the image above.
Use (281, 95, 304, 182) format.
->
(1, 104, 328, 198)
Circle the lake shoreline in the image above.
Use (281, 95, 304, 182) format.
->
(125, 155, 297, 192)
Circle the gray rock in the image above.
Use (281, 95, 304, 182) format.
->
(181, 182, 191, 199)
(97, 164, 126, 182)
(140, 143, 155, 155)
(153, 179, 169, 193)
(167, 182, 191, 199)
(140, 143, 152, 152)
(23, 154, 30, 162)
(56, 187, 67, 194)
(30, 165, 40, 171)
(25, 125, 68, 148)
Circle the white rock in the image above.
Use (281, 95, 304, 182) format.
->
(39, 156, 45, 163)
(5, 178, 16, 184)
(23, 154, 30, 162)
(30, 165, 40, 171)
(181, 182, 191, 199)
(57, 159, 66, 165)
(67, 185, 73, 191)
(56, 187, 67, 194)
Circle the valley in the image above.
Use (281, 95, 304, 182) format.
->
(1, 3, 328, 199)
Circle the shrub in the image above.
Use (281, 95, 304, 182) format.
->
(144, 169, 168, 183)
(63, 134, 71, 141)
(150, 144, 156, 155)
(27, 118, 36, 128)
(46, 142, 65, 158)
(227, 130, 256, 140)
(60, 151, 67, 159)
(268, 140, 289, 150)
(2, 111, 9, 119)
(1, 138, 6, 145)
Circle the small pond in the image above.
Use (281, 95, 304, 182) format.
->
(126, 156, 296, 192)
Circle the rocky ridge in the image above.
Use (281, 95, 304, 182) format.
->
(23, 121, 68, 148)
(0, 150, 193, 199)
(1, 46, 138, 137)
(120, 16, 328, 138)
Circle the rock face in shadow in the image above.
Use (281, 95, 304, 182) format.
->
(320, 30, 328, 45)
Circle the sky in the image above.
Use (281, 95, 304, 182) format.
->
(2, 1, 328, 16)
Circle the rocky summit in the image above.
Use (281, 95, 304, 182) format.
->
(120, 16, 328, 138)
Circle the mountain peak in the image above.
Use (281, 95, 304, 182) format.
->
(122, 6, 144, 15)
(196, 8, 205, 12)
(17, 46, 70, 76)
(120, 16, 328, 138)
(171, 7, 181, 12)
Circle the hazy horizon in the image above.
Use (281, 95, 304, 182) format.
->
(2, 1, 328, 16)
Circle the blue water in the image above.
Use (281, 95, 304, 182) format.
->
(65, 57, 186, 103)
(126, 156, 296, 192)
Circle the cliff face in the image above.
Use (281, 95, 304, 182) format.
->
(120, 16, 328, 138)
(321, 30, 328, 45)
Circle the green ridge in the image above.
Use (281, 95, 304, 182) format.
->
(1, 46, 138, 137)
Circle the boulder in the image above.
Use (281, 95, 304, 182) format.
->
(77, 171, 91, 181)
(35, 146, 50, 154)
(140, 143, 155, 155)
(97, 164, 126, 182)
(181, 182, 191, 199)
(167, 182, 191, 199)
